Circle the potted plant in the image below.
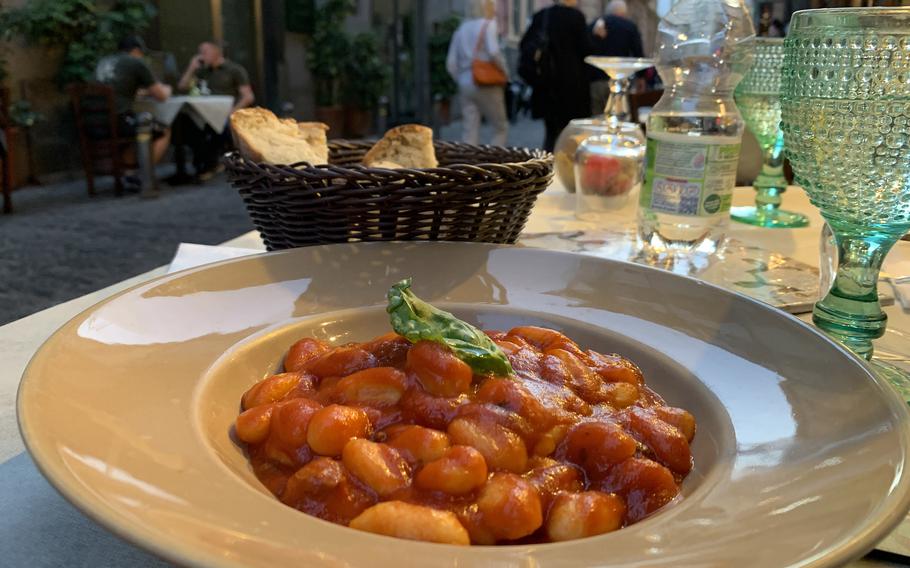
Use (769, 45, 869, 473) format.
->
(429, 15, 459, 125)
(9, 98, 44, 185)
(307, 0, 353, 134)
(341, 32, 389, 138)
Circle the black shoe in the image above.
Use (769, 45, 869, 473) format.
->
(165, 172, 195, 186)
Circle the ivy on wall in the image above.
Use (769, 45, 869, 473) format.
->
(0, 0, 156, 86)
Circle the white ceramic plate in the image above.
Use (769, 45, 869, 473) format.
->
(17, 242, 910, 567)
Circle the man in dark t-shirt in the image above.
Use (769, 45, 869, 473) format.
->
(168, 41, 255, 184)
(179, 42, 255, 109)
(588, 0, 645, 115)
(95, 36, 172, 164)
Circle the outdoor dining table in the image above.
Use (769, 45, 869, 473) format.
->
(128, 95, 234, 197)
(0, 182, 908, 566)
(139, 94, 235, 134)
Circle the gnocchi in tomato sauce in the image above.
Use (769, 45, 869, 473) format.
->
(236, 326, 695, 545)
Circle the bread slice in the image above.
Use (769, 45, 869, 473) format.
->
(295, 122, 330, 165)
(231, 108, 328, 166)
(277, 119, 330, 165)
(363, 124, 437, 169)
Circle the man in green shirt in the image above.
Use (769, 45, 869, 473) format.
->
(169, 41, 254, 183)
(179, 42, 255, 109)
(94, 36, 172, 165)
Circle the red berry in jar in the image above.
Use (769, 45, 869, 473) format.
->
(579, 154, 640, 197)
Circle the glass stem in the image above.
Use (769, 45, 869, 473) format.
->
(752, 134, 788, 215)
(603, 77, 631, 123)
(812, 218, 902, 360)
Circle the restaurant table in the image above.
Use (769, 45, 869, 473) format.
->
(1, 184, 908, 567)
(137, 94, 234, 133)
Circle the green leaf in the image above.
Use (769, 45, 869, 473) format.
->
(387, 279, 513, 377)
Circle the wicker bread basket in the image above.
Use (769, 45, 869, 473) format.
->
(224, 140, 553, 251)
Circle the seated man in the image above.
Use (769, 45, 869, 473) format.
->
(95, 36, 172, 167)
(170, 41, 255, 183)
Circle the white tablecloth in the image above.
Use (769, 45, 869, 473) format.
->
(0, 185, 907, 566)
(141, 95, 234, 133)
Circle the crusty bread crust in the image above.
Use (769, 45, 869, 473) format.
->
(363, 124, 437, 169)
(294, 121, 330, 165)
(231, 108, 329, 166)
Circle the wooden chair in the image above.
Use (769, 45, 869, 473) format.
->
(1, 87, 13, 213)
(628, 89, 664, 126)
(69, 83, 137, 196)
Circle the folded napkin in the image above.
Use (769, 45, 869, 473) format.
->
(168, 242, 262, 274)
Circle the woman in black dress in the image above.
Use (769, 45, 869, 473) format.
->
(520, 0, 593, 151)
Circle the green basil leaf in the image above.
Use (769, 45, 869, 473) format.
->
(386, 278, 513, 377)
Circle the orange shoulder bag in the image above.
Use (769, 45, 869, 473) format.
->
(472, 20, 508, 86)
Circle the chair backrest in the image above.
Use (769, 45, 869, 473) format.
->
(628, 89, 664, 125)
(0, 87, 10, 130)
(69, 83, 121, 143)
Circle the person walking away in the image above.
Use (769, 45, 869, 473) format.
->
(95, 36, 172, 171)
(446, 0, 509, 146)
(170, 41, 254, 183)
(519, 0, 592, 152)
(588, 0, 644, 115)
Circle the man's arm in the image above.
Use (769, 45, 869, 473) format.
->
(485, 20, 509, 79)
(178, 56, 202, 91)
(574, 10, 594, 57)
(518, 11, 540, 52)
(147, 82, 172, 101)
(446, 26, 460, 80)
(234, 84, 255, 111)
(135, 60, 169, 101)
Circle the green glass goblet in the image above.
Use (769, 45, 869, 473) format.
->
(732, 38, 808, 228)
(781, 8, 910, 374)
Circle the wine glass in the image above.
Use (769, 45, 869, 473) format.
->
(570, 57, 653, 219)
(584, 56, 655, 124)
(780, 7, 910, 394)
(732, 38, 808, 228)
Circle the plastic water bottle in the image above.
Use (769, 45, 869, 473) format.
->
(636, 0, 754, 255)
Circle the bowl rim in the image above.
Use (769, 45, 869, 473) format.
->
(16, 242, 910, 567)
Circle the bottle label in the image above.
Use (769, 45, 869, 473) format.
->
(639, 136, 740, 217)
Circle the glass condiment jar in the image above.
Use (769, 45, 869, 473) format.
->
(575, 131, 646, 220)
(555, 56, 653, 195)
(554, 118, 643, 193)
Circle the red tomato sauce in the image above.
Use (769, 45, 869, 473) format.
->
(235, 326, 696, 545)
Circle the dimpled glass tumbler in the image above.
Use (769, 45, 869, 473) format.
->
(732, 38, 808, 228)
(780, 8, 910, 383)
